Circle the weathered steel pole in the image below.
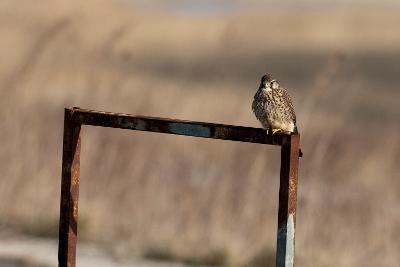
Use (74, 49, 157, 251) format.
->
(58, 109, 81, 267)
(276, 134, 300, 267)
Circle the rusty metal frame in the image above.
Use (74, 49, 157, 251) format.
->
(58, 107, 300, 267)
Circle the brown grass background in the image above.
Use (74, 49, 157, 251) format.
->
(1, 0, 400, 266)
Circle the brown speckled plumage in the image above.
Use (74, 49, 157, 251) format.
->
(252, 74, 297, 133)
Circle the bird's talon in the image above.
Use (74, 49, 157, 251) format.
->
(272, 128, 282, 134)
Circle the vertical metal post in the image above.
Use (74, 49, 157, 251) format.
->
(58, 109, 81, 267)
(276, 134, 300, 267)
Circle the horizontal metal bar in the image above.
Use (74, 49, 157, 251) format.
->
(67, 107, 295, 146)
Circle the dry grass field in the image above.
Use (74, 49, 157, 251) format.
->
(0, 0, 400, 266)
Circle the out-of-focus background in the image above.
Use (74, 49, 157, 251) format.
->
(1, 0, 399, 266)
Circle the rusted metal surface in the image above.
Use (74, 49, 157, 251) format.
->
(276, 134, 300, 267)
(58, 109, 81, 267)
(70, 107, 289, 146)
(58, 107, 301, 267)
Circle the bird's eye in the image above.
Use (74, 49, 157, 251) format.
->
(272, 81, 279, 89)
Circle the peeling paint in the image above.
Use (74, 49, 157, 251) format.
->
(276, 214, 295, 267)
(137, 120, 148, 131)
(276, 225, 287, 267)
(168, 123, 211, 137)
(289, 179, 296, 191)
(71, 169, 79, 186)
(285, 214, 295, 266)
(73, 205, 78, 219)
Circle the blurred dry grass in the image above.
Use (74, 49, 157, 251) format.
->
(0, 0, 400, 266)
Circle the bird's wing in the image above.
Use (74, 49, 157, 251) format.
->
(277, 87, 296, 124)
(252, 89, 265, 113)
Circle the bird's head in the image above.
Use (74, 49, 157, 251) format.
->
(260, 74, 280, 91)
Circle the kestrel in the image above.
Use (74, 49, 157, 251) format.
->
(252, 74, 298, 134)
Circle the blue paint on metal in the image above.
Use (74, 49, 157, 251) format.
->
(168, 123, 211, 137)
(285, 214, 295, 267)
(276, 225, 287, 267)
(276, 214, 295, 267)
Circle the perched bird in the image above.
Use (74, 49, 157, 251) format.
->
(252, 74, 297, 134)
